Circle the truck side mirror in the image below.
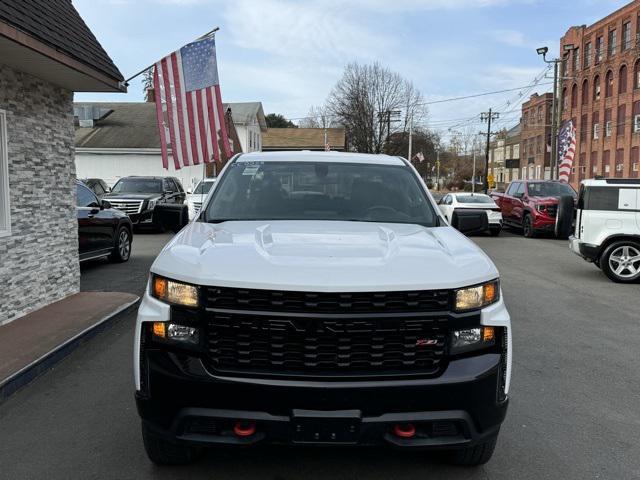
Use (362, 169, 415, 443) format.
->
(451, 210, 489, 236)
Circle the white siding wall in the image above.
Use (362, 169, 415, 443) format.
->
(236, 124, 263, 153)
(75, 151, 208, 192)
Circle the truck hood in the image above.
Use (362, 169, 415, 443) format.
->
(151, 221, 498, 292)
(104, 193, 159, 200)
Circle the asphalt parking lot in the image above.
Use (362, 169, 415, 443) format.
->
(0, 229, 639, 479)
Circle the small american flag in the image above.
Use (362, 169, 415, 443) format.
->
(153, 35, 231, 170)
(557, 120, 576, 183)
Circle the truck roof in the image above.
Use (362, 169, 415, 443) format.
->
(235, 151, 407, 166)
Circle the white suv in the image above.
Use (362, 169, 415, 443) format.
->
(570, 178, 640, 283)
(134, 151, 511, 467)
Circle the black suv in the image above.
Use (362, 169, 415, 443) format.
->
(104, 176, 186, 228)
(80, 178, 111, 198)
(76, 181, 133, 262)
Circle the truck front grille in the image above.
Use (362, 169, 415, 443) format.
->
(109, 199, 143, 215)
(202, 287, 452, 378)
(546, 205, 558, 217)
(204, 287, 451, 314)
(193, 202, 203, 215)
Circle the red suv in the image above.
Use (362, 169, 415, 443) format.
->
(490, 180, 576, 238)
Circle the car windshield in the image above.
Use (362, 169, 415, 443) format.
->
(203, 161, 437, 226)
(193, 181, 215, 194)
(527, 182, 576, 197)
(456, 195, 494, 204)
(111, 178, 162, 194)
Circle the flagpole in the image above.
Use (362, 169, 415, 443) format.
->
(121, 27, 220, 87)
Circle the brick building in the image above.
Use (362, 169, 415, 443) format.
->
(561, 0, 640, 186)
(521, 93, 553, 181)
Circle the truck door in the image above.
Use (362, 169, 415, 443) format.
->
(511, 182, 526, 225)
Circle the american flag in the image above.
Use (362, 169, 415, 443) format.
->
(153, 35, 231, 170)
(557, 119, 576, 183)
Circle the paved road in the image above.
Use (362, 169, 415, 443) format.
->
(1, 229, 639, 479)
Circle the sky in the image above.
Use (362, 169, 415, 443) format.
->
(74, 0, 631, 139)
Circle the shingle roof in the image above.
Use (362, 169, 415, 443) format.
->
(74, 102, 254, 149)
(0, 0, 123, 81)
(262, 128, 346, 150)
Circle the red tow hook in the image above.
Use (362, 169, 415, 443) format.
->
(233, 421, 256, 437)
(393, 423, 416, 439)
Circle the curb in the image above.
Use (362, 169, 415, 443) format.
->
(0, 296, 140, 404)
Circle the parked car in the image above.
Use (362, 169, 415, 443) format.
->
(76, 181, 132, 262)
(438, 193, 503, 236)
(104, 176, 186, 228)
(186, 178, 216, 220)
(80, 178, 111, 198)
(134, 151, 511, 467)
(490, 180, 577, 238)
(570, 178, 640, 283)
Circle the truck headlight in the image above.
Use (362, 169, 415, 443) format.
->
(148, 198, 160, 210)
(151, 275, 199, 307)
(455, 280, 499, 312)
(451, 326, 495, 354)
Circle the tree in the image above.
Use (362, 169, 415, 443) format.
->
(265, 113, 297, 128)
(299, 105, 340, 129)
(326, 62, 427, 153)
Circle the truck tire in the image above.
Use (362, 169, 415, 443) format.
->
(141, 422, 201, 465)
(447, 434, 498, 467)
(522, 214, 535, 238)
(600, 240, 640, 283)
(555, 195, 574, 239)
(109, 226, 131, 263)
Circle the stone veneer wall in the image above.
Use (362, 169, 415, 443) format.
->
(0, 64, 79, 325)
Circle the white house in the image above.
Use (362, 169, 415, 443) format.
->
(74, 101, 265, 192)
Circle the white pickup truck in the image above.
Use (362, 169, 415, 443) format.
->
(134, 151, 512, 467)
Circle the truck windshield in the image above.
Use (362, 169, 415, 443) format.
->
(203, 161, 437, 226)
(527, 182, 576, 197)
(111, 179, 162, 194)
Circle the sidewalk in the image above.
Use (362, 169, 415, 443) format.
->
(0, 291, 139, 403)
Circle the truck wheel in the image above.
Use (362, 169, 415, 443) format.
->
(109, 226, 131, 263)
(600, 241, 640, 283)
(555, 195, 574, 239)
(447, 434, 498, 466)
(142, 422, 201, 465)
(522, 214, 535, 238)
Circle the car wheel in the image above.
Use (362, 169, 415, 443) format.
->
(554, 195, 574, 239)
(600, 241, 640, 283)
(447, 434, 498, 466)
(109, 226, 131, 263)
(522, 214, 535, 238)
(141, 422, 201, 465)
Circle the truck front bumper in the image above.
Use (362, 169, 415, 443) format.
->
(136, 351, 507, 449)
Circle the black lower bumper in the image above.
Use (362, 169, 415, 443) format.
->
(128, 210, 154, 225)
(136, 351, 508, 449)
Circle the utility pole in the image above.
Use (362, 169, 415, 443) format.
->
(436, 150, 440, 191)
(481, 109, 500, 194)
(407, 113, 413, 162)
(472, 151, 476, 193)
(537, 44, 575, 180)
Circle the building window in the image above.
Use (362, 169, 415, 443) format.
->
(0, 111, 9, 237)
(573, 47, 580, 72)
(623, 21, 632, 50)
(561, 87, 567, 111)
(593, 111, 600, 139)
(537, 106, 543, 123)
(596, 36, 604, 64)
(584, 42, 592, 68)
(605, 108, 612, 137)
(608, 29, 617, 57)
(605, 70, 614, 97)
(619, 65, 628, 94)
(635, 60, 640, 89)
(582, 79, 589, 105)
(580, 114, 588, 142)
(571, 83, 578, 108)
(617, 104, 626, 136)
(593, 75, 601, 101)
